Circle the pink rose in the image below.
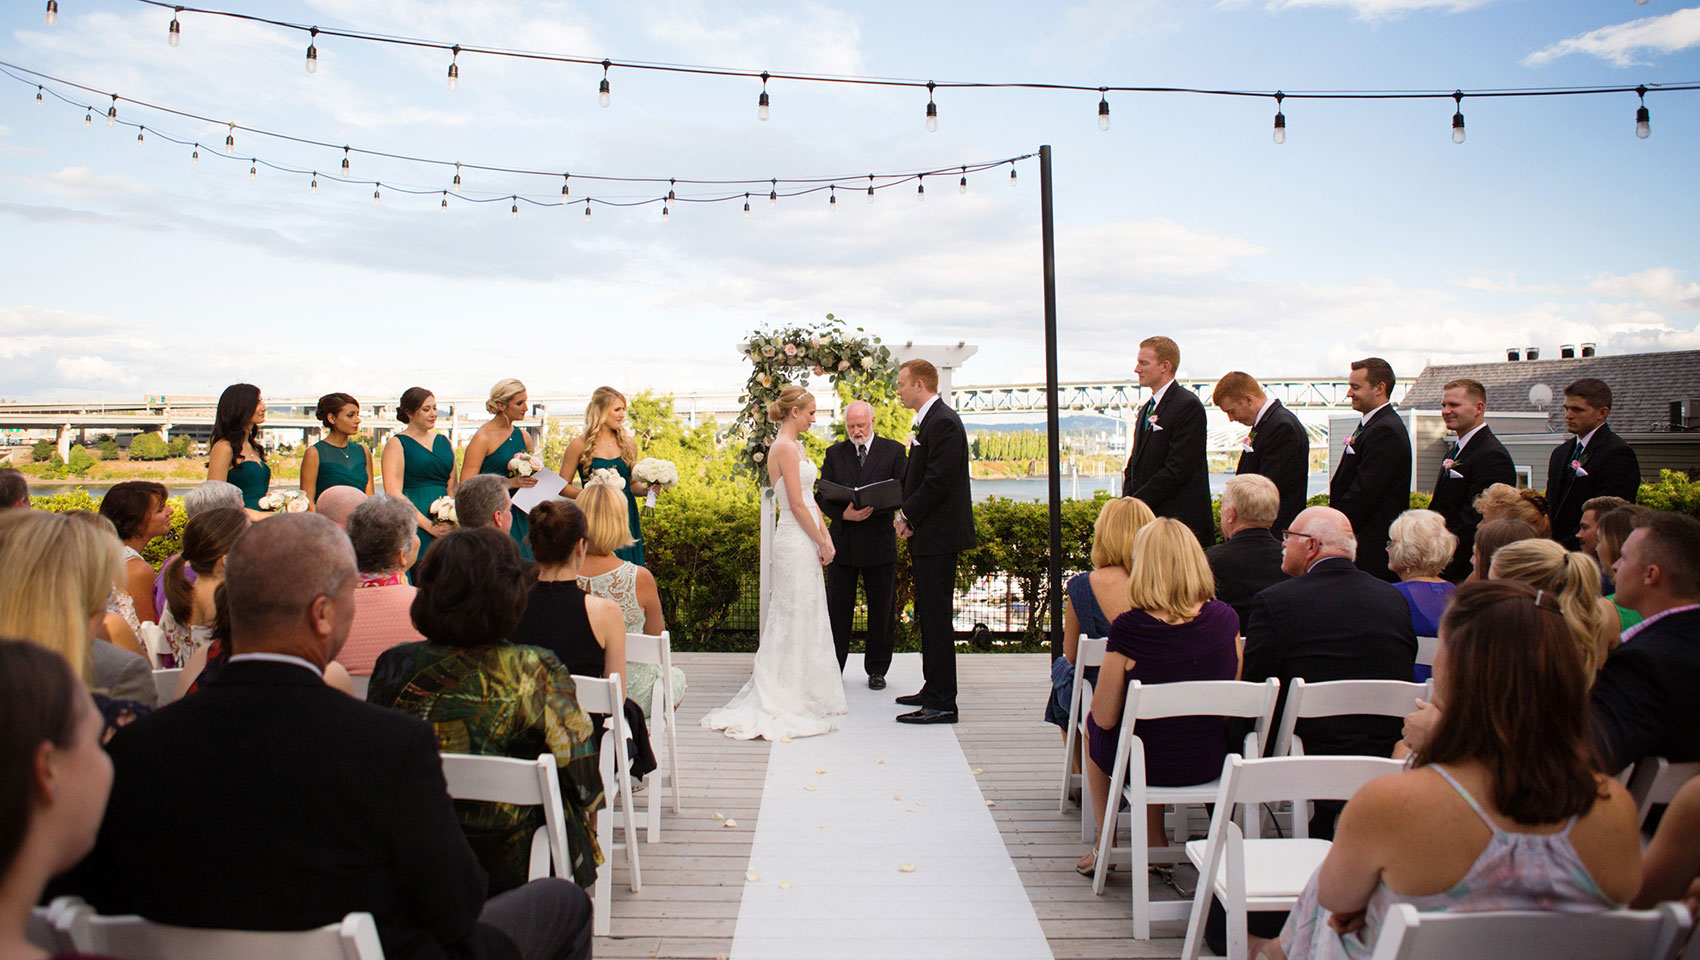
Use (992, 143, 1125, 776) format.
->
(837, 359, 850, 371)
(812, 365, 825, 376)
(762, 346, 776, 358)
(783, 343, 798, 357)
(811, 337, 822, 348)
(753, 451, 765, 462)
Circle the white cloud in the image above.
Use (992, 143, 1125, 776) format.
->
(1217, 0, 1493, 22)
(1523, 8, 1700, 68)
(1036, 0, 1179, 66)
(1589, 267, 1700, 311)
(54, 354, 137, 385)
(638, 1, 864, 75)
(36, 166, 155, 197)
(1449, 270, 1565, 295)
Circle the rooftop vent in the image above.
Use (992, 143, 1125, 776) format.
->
(1582, 342, 1597, 358)
(1561, 344, 1576, 359)
(1526, 346, 1542, 361)
(1507, 348, 1522, 362)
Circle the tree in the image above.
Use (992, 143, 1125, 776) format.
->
(129, 432, 169, 461)
(30, 440, 54, 462)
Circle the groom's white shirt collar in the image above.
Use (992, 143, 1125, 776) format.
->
(914, 394, 940, 429)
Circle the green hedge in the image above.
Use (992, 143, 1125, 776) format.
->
(1638, 470, 1700, 518)
(29, 489, 187, 567)
(128, 432, 170, 461)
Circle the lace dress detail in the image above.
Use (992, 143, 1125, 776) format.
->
(108, 546, 145, 636)
(701, 459, 847, 741)
(578, 562, 689, 719)
(158, 607, 214, 668)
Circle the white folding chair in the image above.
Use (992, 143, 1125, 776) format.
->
(349, 675, 371, 701)
(571, 673, 642, 937)
(624, 630, 682, 843)
(1089, 677, 1282, 941)
(151, 668, 182, 706)
(1180, 755, 1407, 960)
(28, 896, 82, 953)
(1415, 636, 1439, 668)
(1058, 638, 1108, 818)
(1627, 757, 1700, 828)
(1272, 678, 1432, 758)
(137, 622, 167, 670)
(1368, 901, 1691, 960)
(59, 903, 384, 960)
(440, 753, 570, 884)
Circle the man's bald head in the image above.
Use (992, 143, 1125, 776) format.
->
(1283, 506, 1358, 576)
(224, 512, 357, 659)
(316, 486, 368, 528)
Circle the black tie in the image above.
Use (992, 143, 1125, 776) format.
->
(857, 444, 867, 468)
(1446, 442, 1460, 460)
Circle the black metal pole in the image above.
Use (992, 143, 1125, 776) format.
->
(1040, 145, 1064, 660)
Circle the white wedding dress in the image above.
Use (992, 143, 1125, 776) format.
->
(702, 458, 848, 741)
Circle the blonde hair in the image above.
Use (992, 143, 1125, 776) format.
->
(1125, 518, 1215, 622)
(1388, 509, 1459, 579)
(578, 386, 638, 477)
(1473, 483, 1551, 537)
(485, 378, 526, 416)
(1222, 474, 1280, 530)
(1091, 497, 1155, 570)
(579, 479, 635, 556)
(1489, 539, 1609, 673)
(0, 510, 123, 682)
(765, 384, 814, 424)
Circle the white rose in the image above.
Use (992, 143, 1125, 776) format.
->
(286, 496, 309, 513)
(753, 451, 765, 462)
(860, 356, 873, 369)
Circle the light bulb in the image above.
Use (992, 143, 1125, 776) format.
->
(441, 193, 448, 212)
(374, 187, 381, 204)
(1636, 105, 1651, 139)
(249, 163, 257, 180)
(560, 174, 569, 197)
(106, 101, 117, 127)
(310, 177, 317, 193)
(305, 43, 318, 73)
(168, 17, 181, 46)
(447, 63, 459, 92)
(662, 203, 670, 222)
(829, 188, 837, 211)
(84, 110, 91, 127)
(599, 62, 611, 107)
(1009, 165, 1017, 185)
(136, 129, 144, 146)
(959, 175, 967, 195)
(917, 177, 925, 201)
(925, 100, 938, 133)
(191, 146, 198, 164)
(511, 199, 519, 219)
(341, 147, 350, 175)
(225, 124, 235, 155)
(769, 189, 777, 208)
(1097, 94, 1110, 132)
(453, 164, 462, 192)
(1273, 111, 1286, 145)
(36, 86, 43, 105)
(867, 185, 875, 203)
(758, 91, 770, 121)
(1451, 111, 1466, 144)
(45, 0, 57, 27)
(744, 193, 751, 218)
(667, 179, 676, 202)
(584, 202, 591, 220)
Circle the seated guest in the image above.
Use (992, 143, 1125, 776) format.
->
(97, 480, 172, 629)
(179, 587, 355, 699)
(1206, 475, 1289, 628)
(61, 511, 149, 672)
(152, 479, 245, 615)
(1594, 505, 1649, 631)
(575, 479, 684, 716)
(1048, 496, 1153, 739)
(1078, 518, 1240, 876)
(1472, 482, 1551, 538)
(1634, 775, 1700, 912)
(64, 513, 593, 960)
(1576, 495, 1632, 569)
(1591, 512, 1700, 774)
(315, 484, 368, 529)
(1464, 517, 1542, 582)
(510, 500, 628, 681)
(159, 507, 249, 667)
(336, 495, 427, 676)
(1490, 539, 1617, 675)
(455, 473, 514, 535)
(370, 528, 605, 897)
(1387, 509, 1457, 682)
(1272, 581, 1641, 960)
(0, 466, 28, 508)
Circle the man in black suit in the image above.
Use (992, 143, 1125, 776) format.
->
(1329, 357, 1411, 582)
(1205, 474, 1290, 627)
(1428, 378, 1517, 582)
(1121, 336, 1213, 546)
(1590, 512, 1700, 773)
(1547, 378, 1643, 550)
(1213, 372, 1309, 533)
(1241, 505, 1417, 837)
(817, 399, 907, 689)
(65, 513, 590, 960)
(894, 359, 976, 724)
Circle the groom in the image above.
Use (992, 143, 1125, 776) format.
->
(893, 359, 976, 724)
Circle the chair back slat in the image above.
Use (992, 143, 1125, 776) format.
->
(1415, 636, 1439, 667)
(1627, 758, 1700, 826)
(1220, 755, 1405, 808)
(1273, 678, 1431, 758)
(1368, 901, 1691, 960)
(1077, 637, 1108, 668)
(61, 904, 385, 960)
(571, 673, 623, 716)
(137, 623, 167, 670)
(1129, 678, 1278, 721)
(152, 669, 182, 706)
(439, 753, 569, 883)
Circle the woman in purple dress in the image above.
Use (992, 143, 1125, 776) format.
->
(1388, 509, 1457, 682)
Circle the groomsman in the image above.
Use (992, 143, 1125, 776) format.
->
(1329, 357, 1411, 582)
(1428, 378, 1516, 582)
(1547, 378, 1642, 549)
(1121, 336, 1214, 546)
(894, 360, 975, 724)
(1213, 372, 1309, 532)
(817, 400, 907, 690)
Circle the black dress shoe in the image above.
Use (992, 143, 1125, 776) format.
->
(894, 692, 925, 707)
(897, 707, 958, 724)
(867, 675, 887, 690)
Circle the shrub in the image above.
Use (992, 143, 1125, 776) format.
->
(167, 435, 192, 458)
(30, 439, 55, 462)
(65, 446, 96, 476)
(128, 432, 169, 461)
(96, 438, 119, 459)
(29, 488, 186, 567)
(1637, 470, 1700, 519)
(958, 494, 1105, 643)
(643, 485, 761, 645)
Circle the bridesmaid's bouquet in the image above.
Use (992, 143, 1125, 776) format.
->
(429, 495, 458, 528)
(633, 458, 679, 508)
(588, 467, 626, 490)
(507, 452, 544, 478)
(258, 489, 309, 514)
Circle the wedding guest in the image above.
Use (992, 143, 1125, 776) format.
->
(456, 474, 515, 535)
(1548, 379, 1642, 550)
(1273, 580, 1641, 960)
(1329, 357, 1411, 582)
(315, 486, 367, 529)
(301, 392, 374, 509)
(205, 382, 271, 517)
(370, 528, 605, 896)
(1490, 539, 1616, 675)
(574, 480, 684, 717)
(1473, 483, 1550, 537)
(159, 507, 248, 668)
(1213, 372, 1308, 532)
(1595, 505, 1649, 630)
(177, 587, 355, 699)
(1121, 337, 1213, 546)
(561, 386, 651, 565)
(335, 495, 425, 677)
(151, 480, 244, 616)
(1206, 474, 1290, 627)
(381, 386, 458, 572)
(462, 378, 538, 560)
(1078, 518, 1240, 876)
(1466, 517, 1543, 582)
(59, 512, 151, 689)
(0, 467, 28, 508)
(1388, 509, 1456, 681)
(817, 399, 907, 687)
(1577, 495, 1632, 566)
(1047, 497, 1155, 740)
(1634, 775, 1700, 911)
(97, 480, 171, 629)
(1428, 378, 1516, 582)
(511, 500, 627, 681)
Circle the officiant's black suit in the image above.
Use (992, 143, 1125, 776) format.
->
(1429, 425, 1516, 582)
(1235, 399, 1309, 533)
(902, 399, 976, 712)
(1329, 405, 1411, 582)
(1546, 423, 1642, 549)
(817, 434, 907, 676)
(1121, 383, 1215, 546)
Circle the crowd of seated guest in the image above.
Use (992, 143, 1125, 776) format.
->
(1472, 482, 1552, 538)
(1048, 496, 1153, 743)
(573, 480, 684, 717)
(1488, 538, 1617, 674)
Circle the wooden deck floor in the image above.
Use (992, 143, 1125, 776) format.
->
(594, 652, 1192, 960)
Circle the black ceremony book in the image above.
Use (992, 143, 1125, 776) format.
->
(817, 477, 903, 511)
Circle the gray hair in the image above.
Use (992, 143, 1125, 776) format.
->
(1388, 509, 1458, 579)
(224, 513, 355, 649)
(183, 480, 244, 517)
(455, 474, 511, 531)
(1222, 474, 1279, 530)
(346, 494, 417, 575)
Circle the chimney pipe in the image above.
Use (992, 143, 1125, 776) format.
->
(1561, 344, 1576, 359)
(1581, 342, 1597, 358)
(1526, 346, 1541, 361)
(1507, 348, 1522, 362)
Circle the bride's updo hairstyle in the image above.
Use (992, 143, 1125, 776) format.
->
(486, 378, 526, 416)
(766, 385, 814, 424)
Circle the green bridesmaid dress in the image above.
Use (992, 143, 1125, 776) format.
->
(310, 439, 370, 500)
(579, 456, 644, 566)
(227, 458, 271, 510)
(398, 433, 455, 562)
(481, 427, 532, 561)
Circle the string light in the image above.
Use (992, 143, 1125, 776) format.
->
(584, 200, 591, 220)
(867, 174, 875, 203)
(341, 146, 350, 175)
(667, 178, 676, 202)
(136, 126, 144, 146)
(35, 85, 43, 105)
(770, 178, 777, 207)
(510, 196, 518, 219)
(168, 8, 181, 47)
(1009, 160, 1017, 185)
(453, 162, 462, 192)
(661, 199, 669, 222)
(598, 60, 611, 108)
(1097, 88, 1110, 132)
(373, 185, 381, 204)
(44, 1, 57, 27)
(1636, 84, 1651, 139)
(758, 71, 770, 122)
(743, 192, 750, 217)
(925, 81, 938, 133)
(84, 108, 91, 127)
(917, 173, 925, 201)
(828, 185, 836, 211)
(310, 173, 317, 193)
(106, 94, 117, 126)
(190, 144, 197, 163)
(249, 161, 257, 180)
(440, 190, 448, 211)
(1273, 91, 1286, 145)
(560, 173, 568, 196)
(1451, 90, 1466, 144)
(959, 166, 967, 194)
(305, 28, 318, 73)
(447, 45, 460, 92)
(224, 122, 234, 154)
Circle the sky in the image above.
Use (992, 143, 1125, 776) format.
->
(2, 0, 1698, 403)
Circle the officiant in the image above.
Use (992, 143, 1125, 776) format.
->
(816, 400, 908, 690)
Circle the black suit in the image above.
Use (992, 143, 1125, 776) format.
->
(1235, 399, 1309, 533)
(1122, 382, 1215, 546)
(1589, 608, 1700, 774)
(1547, 424, 1642, 549)
(1205, 528, 1290, 628)
(901, 399, 976, 711)
(65, 660, 524, 960)
(1428, 425, 1517, 582)
(1329, 405, 1411, 581)
(817, 435, 907, 676)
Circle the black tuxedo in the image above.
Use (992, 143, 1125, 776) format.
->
(66, 660, 520, 960)
(817, 434, 907, 675)
(1235, 399, 1309, 533)
(1122, 382, 1215, 546)
(1329, 405, 1411, 581)
(901, 399, 976, 710)
(1205, 528, 1290, 628)
(1547, 424, 1642, 549)
(1589, 608, 1700, 774)
(1429, 425, 1517, 582)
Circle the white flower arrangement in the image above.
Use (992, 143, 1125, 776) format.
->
(258, 489, 309, 513)
(633, 457, 679, 507)
(429, 495, 458, 527)
(507, 452, 544, 478)
(588, 467, 626, 490)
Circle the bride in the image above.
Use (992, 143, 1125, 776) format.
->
(702, 385, 849, 741)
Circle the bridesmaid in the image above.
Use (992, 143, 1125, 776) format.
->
(206, 382, 271, 520)
(301, 392, 375, 508)
(462, 378, 539, 560)
(561, 386, 649, 566)
(381, 386, 458, 572)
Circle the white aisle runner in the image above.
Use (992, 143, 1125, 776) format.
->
(728, 653, 1052, 960)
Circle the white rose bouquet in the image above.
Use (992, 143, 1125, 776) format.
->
(429, 495, 458, 528)
(258, 489, 309, 514)
(632, 457, 679, 508)
(588, 467, 626, 490)
(507, 452, 544, 478)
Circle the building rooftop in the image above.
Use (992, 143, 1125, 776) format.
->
(1403, 349, 1700, 434)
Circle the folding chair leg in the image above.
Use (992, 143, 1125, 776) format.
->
(593, 813, 611, 936)
(1060, 723, 1079, 813)
(616, 751, 642, 892)
(665, 702, 682, 815)
(645, 769, 662, 844)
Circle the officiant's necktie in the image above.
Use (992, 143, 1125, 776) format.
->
(857, 444, 867, 468)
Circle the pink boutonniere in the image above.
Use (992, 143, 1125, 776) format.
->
(1442, 458, 1456, 470)
(1571, 458, 1589, 477)
(1146, 411, 1162, 432)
